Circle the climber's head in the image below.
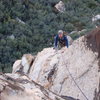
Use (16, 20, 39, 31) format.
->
(58, 30, 63, 38)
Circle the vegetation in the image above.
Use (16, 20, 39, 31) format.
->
(0, 0, 100, 72)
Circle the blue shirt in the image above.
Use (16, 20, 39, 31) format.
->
(54, 35, 68, 48)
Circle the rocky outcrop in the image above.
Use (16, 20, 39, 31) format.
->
(16, 17, 25, 25)
(0, 28, 100, 100)
(12, 54, 35, 74)
(55, 1, 65, 13)
(92, 15, 100, 22)
(12, 60, 21, 73)
(92, 15, 100, 27)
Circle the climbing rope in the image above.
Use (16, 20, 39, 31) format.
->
(60, 51, 89, 100)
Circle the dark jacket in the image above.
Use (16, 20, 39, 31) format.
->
(54, 35, 68, 48)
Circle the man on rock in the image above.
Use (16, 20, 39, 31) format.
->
(54, 30, 68, 50)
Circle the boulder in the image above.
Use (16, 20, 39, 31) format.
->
(12, 60, 21, 73)
(21, 54, 35, 74)
(92, 15, 100, 22)
(92, 15, 100, 27)
(12, 54, 35, 74)
(55, 1, 65, 13)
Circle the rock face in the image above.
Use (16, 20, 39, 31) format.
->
(0, 28, 100, 100)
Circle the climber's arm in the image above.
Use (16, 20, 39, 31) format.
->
(54, 35, 58, 49)
(65, 37, 69, 48)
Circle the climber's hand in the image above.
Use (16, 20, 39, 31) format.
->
(53, 47, 58, 52)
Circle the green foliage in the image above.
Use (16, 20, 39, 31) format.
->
(0, 0, 99, 72)
(70, 33, 79, 40)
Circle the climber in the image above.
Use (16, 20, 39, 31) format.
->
(54, 30, 68, 49)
